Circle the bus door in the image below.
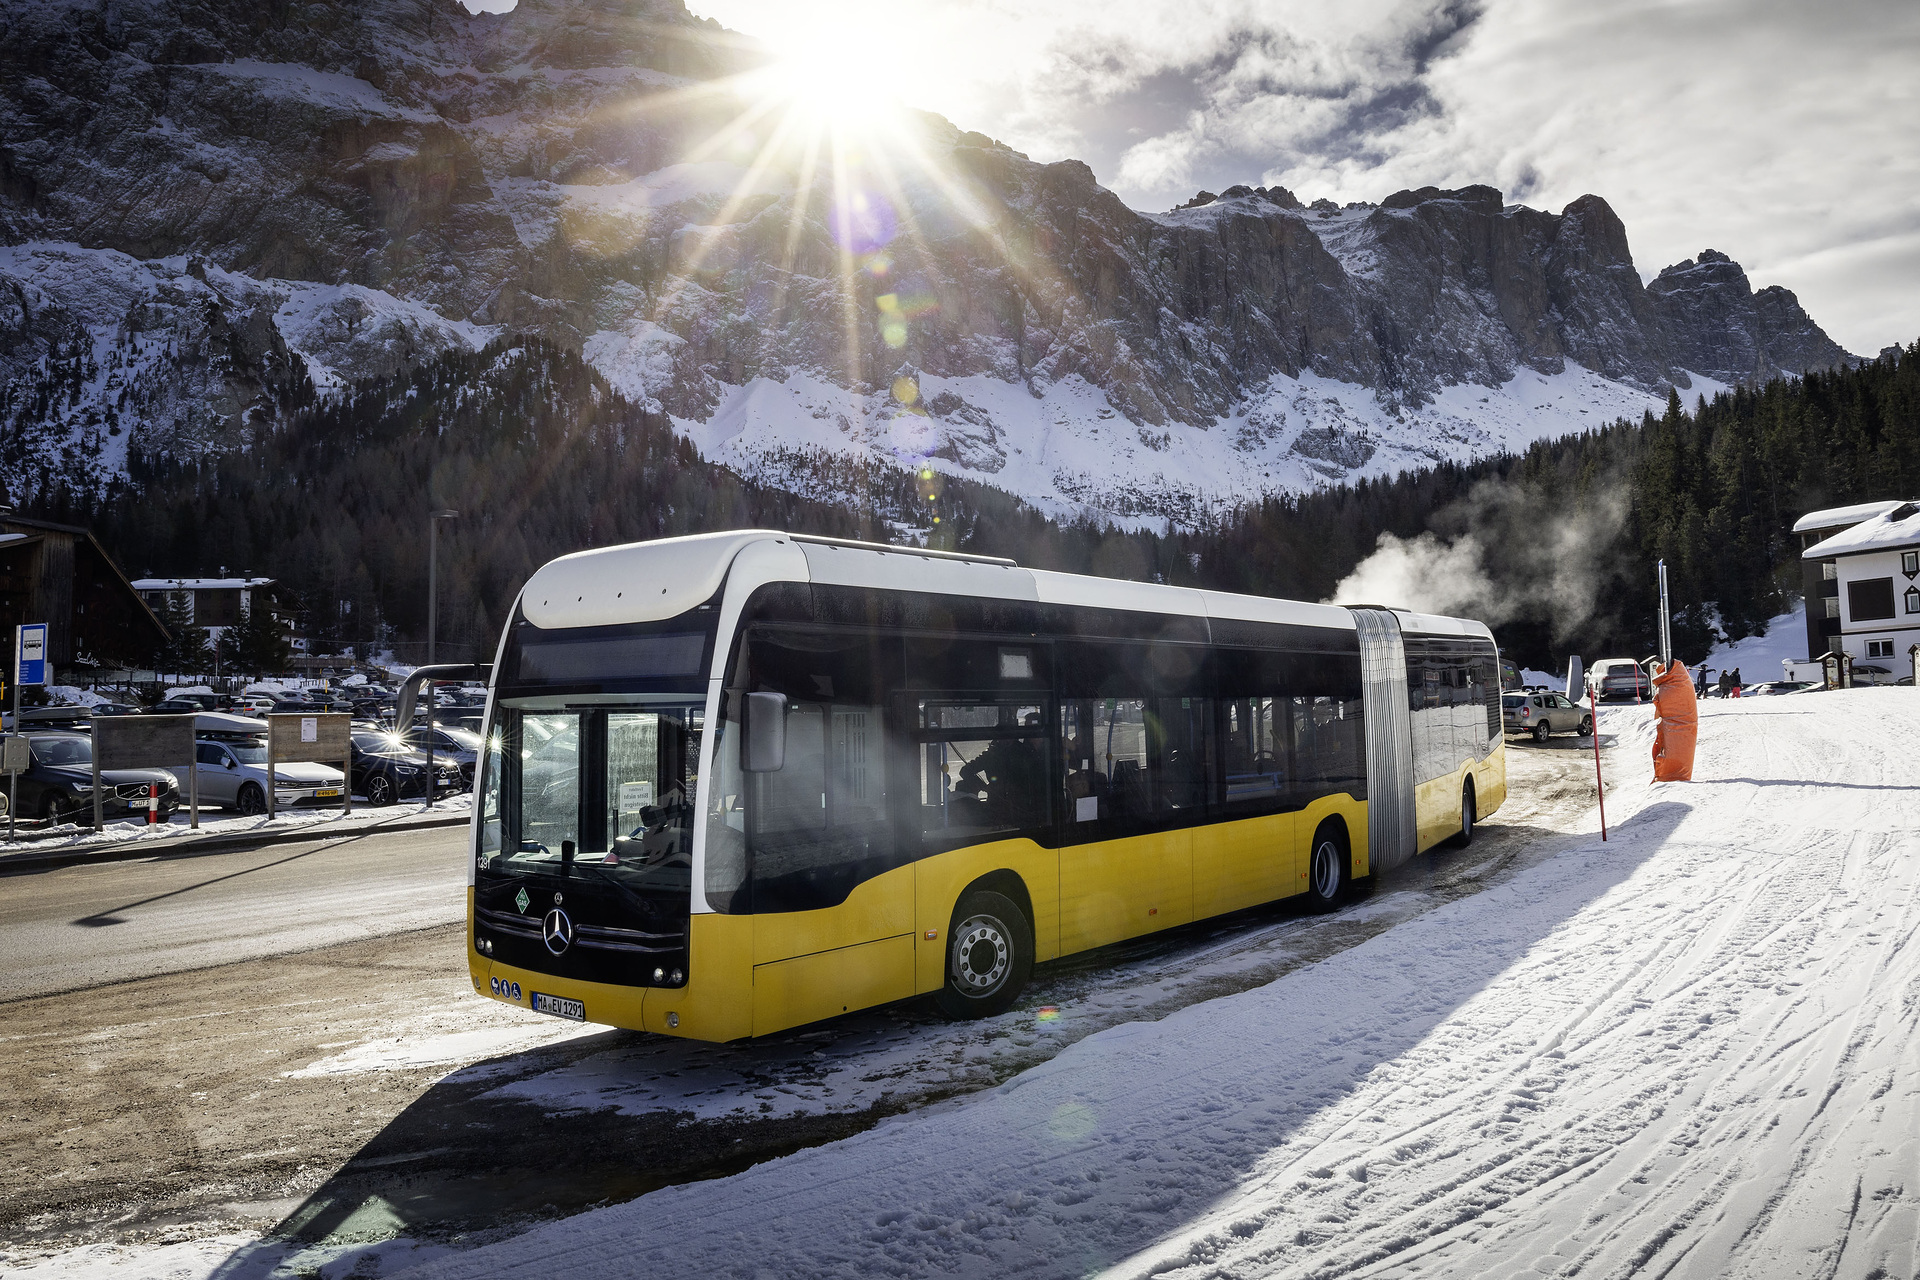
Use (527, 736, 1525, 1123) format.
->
(1055, 641, 1201, 951)
(740, 628, 913, 1033)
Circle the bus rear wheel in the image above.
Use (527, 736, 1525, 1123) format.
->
(1452, 779, 1477, 847)
(1304, 824, 1349, 913)
(934, 889, 1032, 1020)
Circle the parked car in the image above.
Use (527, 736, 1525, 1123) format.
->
(1586, 658, 1649, 702)
(14, 732, 180, 823)
(1503, 691, 1593, 742)
(269, 698, 328, 714)
(175, 737, 346, 814)
(1851, 663, 1897, 687)
(3, 706, 96, 732)
(349, 729, 464, 806)
(1746, 681, 1815, 696)
(401, 724, 483, 784)
(90, 702, 141, 717)
(148, 697, 209, 715)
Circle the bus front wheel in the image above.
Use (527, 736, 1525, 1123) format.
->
(1304, 824, 1349, 913)
(934, 889, 1032, 1020)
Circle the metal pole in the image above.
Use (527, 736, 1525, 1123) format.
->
(189, 751, 198, 830)
(1589, 688, 1607, 842)
(7, 631, 17, 840)
(1657, 559, 1672, 670)
(424, 680, 436, 809)
(428, 516, 438, 669)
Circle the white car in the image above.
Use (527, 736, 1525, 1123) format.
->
(181, 738, 346, 814)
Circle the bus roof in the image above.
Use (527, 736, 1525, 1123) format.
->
(520, 530, 1492, 641)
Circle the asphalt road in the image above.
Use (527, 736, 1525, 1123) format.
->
(0, 824, 470, 1001)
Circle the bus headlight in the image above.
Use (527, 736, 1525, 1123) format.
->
(670, 968, 684, 985)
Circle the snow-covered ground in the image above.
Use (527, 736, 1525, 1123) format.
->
(0, 795, 468, 859)
(11, 693, 1911, 1279)
(377, 690, 1915, 1280)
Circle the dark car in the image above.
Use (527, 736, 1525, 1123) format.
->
(15, 732, 180, 824)
(90, 702, 141, 717)
(401, 724, 482, 785)
(269, 699, 328, 714)
(349, 729, 464, 806)
(149, 697, 208, 715)
(4, 706, 96, 732)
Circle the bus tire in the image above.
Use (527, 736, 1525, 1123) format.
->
(1304, 822, 1350, 913)
(1452, 778, 1477, 848)
(934, 889, 1032, 1020)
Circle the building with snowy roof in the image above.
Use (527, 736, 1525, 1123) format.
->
(1800, 501, 1920, 681)
(130, 575, 292, 650)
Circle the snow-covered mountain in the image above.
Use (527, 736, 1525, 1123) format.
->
(0, 0, 1856, 519)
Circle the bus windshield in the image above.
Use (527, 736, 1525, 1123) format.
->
(477, 699, 704, 895)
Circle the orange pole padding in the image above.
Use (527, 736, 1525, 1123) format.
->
(1650, 659, 1698, 782)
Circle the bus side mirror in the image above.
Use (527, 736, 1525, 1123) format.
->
(743, 692, 787, 773)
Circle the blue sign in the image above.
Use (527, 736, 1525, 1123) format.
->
(16, 623, 46, 686)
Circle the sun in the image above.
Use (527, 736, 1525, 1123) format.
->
(745, 29, 907, 134)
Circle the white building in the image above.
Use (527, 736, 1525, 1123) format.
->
(1801, 501, 1920, 681)
(130, 576, 278, 648)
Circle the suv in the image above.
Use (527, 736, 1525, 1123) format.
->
(14, 732, 180, 823)
(1587, 659, 1650, 702)
(1503, 692, 1593, 742)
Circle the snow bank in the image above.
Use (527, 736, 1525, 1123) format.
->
(401, 690, 1920, 1280)
(1702, 600, 1810, 677)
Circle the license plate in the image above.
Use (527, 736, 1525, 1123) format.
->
(531, 992, 585, 1021)
(315, 788, 341, 798)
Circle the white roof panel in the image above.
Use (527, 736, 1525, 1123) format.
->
(1030, 569, 1200, 616)
(803, 542, 1036, 601)
(522, 530, 787, 629)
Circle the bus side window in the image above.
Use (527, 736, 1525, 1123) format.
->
(919, 701, 1050, 841)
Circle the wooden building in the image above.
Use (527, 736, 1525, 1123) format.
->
(0, 515, 170, 672)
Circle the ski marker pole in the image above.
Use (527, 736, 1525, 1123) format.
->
(1589, 687, 1607, 841)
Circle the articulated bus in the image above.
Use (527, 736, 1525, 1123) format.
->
(467, 531, 1506, 1041)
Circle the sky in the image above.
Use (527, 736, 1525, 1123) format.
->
(462, 0, 1917, 357)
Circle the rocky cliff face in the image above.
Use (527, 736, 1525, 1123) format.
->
(0, 0, 1859, 518)
(1644, 249, 1854, 386)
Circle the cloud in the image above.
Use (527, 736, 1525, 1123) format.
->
(687, 0, 1920, 352)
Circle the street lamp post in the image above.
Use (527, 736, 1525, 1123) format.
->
(428, 510, 459, 666)
(426, 509, 457, 811)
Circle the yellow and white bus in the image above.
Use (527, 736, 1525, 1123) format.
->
(468, 530, 1505, 1041)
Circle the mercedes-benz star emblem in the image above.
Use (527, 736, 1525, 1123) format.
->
(542, 908, 575, 956)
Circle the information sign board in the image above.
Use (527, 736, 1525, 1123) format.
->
(15, 624, 46, 686)
(94, 714, 196, 771)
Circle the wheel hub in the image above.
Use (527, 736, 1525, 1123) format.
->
(1313, 842, 1339, 897)
(952, 916, 1010, 993)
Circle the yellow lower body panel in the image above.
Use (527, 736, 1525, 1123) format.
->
(466, 790, 1382, 1044)
(1414, 743, 1508, 855)
(752, 933, 915, 1036)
